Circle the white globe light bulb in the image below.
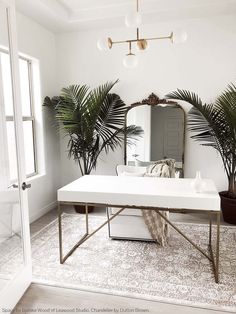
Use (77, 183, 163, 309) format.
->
(123, 54, 138, 68)
(97, 38, 111, 51)
(172, 29, 188, 44)
(125, 12, 142, 28)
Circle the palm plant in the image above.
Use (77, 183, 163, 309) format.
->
(166, 84, 236, 198)
(44, 80, 142, 175)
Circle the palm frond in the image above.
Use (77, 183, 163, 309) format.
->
(166, 89, 225, 148)
(60, 85, 90, 109)
(87, 125, 143, 173)
(101, 125, 143, 154)
(95, 93, 127, 144)
(166, 84, 236, 195)
(43, 96, 61, 108)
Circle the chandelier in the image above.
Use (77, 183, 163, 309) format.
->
(97, 0, 187, 68)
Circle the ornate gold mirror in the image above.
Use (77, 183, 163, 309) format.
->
(124, 93, 185, 177)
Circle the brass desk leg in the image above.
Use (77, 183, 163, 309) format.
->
(106, 208, 111, 238)
(207, 211, 220, 283)
(58, 202, 63, 264)
(85, 204, 89, 234)
(215, 211, 220, 283)
(58, 202, 89, 264)
(208, 212, 216, 282)
(209, 212, 212, 246)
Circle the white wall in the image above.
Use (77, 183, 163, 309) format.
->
(55, 13, 236, 191)
(16, 13, 60, 222)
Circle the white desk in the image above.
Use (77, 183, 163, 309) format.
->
(57, 175, 221, 283)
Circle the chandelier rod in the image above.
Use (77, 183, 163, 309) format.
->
(136, 0, 140, 40)
(110, 33, 173, 46)
(128, 41, 132, 55)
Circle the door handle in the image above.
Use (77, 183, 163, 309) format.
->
(21, 182, 31, 190)
(8, 183, 19, 189)
(8, 182, 31, 190)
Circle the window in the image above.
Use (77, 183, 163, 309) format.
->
(0, 51, 37, 181)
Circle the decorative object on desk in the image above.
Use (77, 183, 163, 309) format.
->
(97, 0, 187, 68)
(43, 80, 142, 213)
(166, 83, 236, 224)
(191, 171, 205, 193)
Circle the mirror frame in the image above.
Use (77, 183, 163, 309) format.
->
(124, 93, 186, 176)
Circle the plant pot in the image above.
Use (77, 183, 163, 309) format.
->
(220, 191, 236, 224)
(74, 205, 94, 214)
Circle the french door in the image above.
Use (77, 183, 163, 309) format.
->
(0, 0, 32, 310)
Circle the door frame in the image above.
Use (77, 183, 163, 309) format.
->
(0, 0, 32, 310)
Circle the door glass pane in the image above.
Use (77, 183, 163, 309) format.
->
(23, 121, 35, 175)
(0, 52, 13, 116)
(19, 58, 31, 116)
(0, 54, 32, 117)
(0, 3, 24, 292)
(6, 121, 17, 181)
(5, 121, 36, 179)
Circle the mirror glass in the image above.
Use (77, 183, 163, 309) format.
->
(126, 102, 185, 176)
(0, 3, 24, 291)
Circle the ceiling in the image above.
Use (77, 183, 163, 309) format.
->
(16, 0, 236, 33)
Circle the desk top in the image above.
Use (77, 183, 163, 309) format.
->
(58, 175, 221, 212)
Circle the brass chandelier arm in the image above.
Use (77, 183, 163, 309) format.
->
(146, 32, 173, 42)
(109, 32, 173, 48)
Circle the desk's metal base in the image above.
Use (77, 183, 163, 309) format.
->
(58, 202, 220, 283)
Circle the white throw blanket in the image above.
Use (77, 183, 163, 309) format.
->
(142, 159, 175, 246)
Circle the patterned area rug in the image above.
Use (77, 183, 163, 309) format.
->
(9, 214, 236, 311)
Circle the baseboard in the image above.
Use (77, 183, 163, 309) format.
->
(30, 200, 57, 223)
